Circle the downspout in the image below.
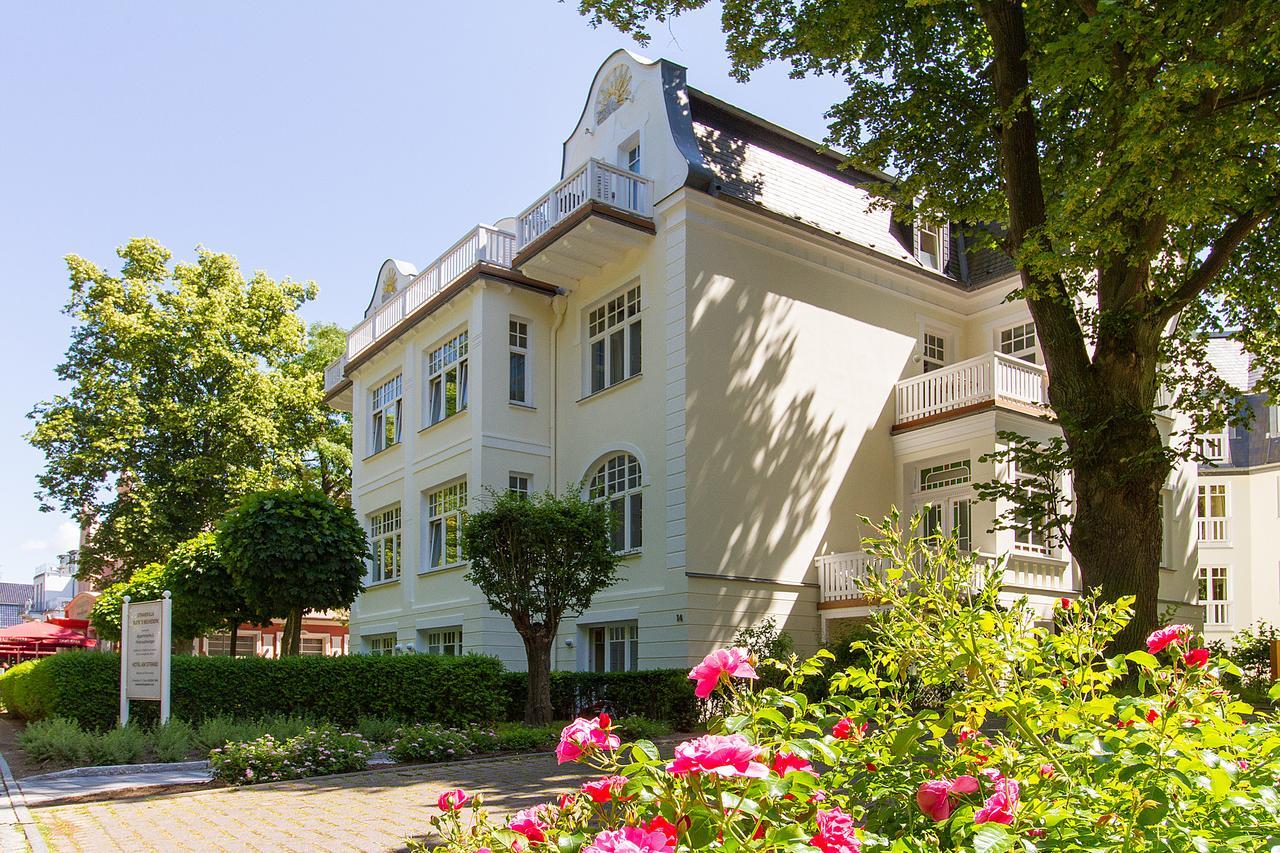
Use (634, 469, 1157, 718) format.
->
(550, 294, 568, 672)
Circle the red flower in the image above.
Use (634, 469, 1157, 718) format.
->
(508, 807, 550, 843)
(666, 734, 769, 778)
(1028, 828, 1047, 838)
(1146, 624, 1190, 654)
(557, 793, 577, 810)
(643, 816, 680, 845)
(832, 717, 868, 740)
(810, 806, 862, 853)
(772, 750, 817, 777)
(865, 762, 878, 773)
(917, 776, 980, 821)
(1145, 709, 1160, 724)
(1039, 764, 1055, 779)
(1060, 597, 1071, 610)
(974, 777, 1020, 825)
(581, 775, 629, 803)
(687, 647, 758, 699)
(1184, 648, 1210, 669)
(556, 716, 620, 764)
(436, 788, 469, 811)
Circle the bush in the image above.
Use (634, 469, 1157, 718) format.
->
(492, 722, 560, 752)
(500, 669, 697, 729)
(91, 724, 148, 766)
(356, 715, 404, 747)
(151, 719, 196, 762)
(209, 726, 372, 785)
(0, 660, 42, 718)
(18, 717, 94, 764)
(615, 715, 672, 741)
(387, 724, 476, 763)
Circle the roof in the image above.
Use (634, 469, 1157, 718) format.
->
(0, 583, 32, 607)
(1204, 337, 1254, 393)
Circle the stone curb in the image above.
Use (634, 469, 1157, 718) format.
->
(0, 750, 48, 853)
(22, 760, 210, 782)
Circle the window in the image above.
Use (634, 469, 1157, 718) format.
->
(915, 222, 947, 272)
(300, 637, 326, 656)
(509, 473, 531, 497)
(590, 453, 643, 552)
(1011, 465, 1055, 556)
(427, 331, 469, 426)
(588, 285, 642, 394)
(368, 635, 396, 656)
(1197, 433, 1227, 463)
(509, 319, 530, 404)
(204, 633, 256, 657)
(371, 375, 402, 453)
(1158, 490, 1171, 569)
(1198, 566, 1231, 627)
(624, 143, 641, 174)
(425, 628, 462, 656)
(1269, 405, 1279, 437)
(920, 460, 971, 491)
(426, 481, 468, 569)
(369, 506, 402, 583)
(1196, 483, 1229, 543)
(589, 622, 639, 672)
(998, 322, 1038, 364)
(922, 333, 946, 373)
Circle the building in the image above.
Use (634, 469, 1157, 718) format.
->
(0, 584, 34, 629)
(1196, 338, 1280, 644)
(323, 50, 1202, 671)
(190, 613, 349, 657)
(26, 550, 80, 621)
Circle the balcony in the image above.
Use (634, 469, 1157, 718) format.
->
(1202, 600, 1232, 628)
(895, 352, 1049, 430)
(514, 158, 656, 282)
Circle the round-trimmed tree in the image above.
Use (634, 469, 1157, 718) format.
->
(216, 487, 368, 656)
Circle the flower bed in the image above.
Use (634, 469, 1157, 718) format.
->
(416, 521, 1280, 852)
(209, 726, 373, 785)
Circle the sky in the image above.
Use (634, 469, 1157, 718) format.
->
(0, 1, 849, 585)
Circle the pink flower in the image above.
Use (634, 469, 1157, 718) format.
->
(666, 734, 769, 778)
(509, 807, 550, 843)
(643, 816, 680, 845)
(832, 717, 868, 740)
(581, 775, 630, 803)
(916, 775, 980, 821)
(1039, 764, 1055, 779)
(1146, 624, 1190, 654)
(557, 793, 577, 810)
(688, 647, 758, 699)
(556, 716, 620, 764)
(772, 750, 817, 777)
(582, 826, 675, 853)
(436, 788, 468, 811)
(974, 777, 1020, 825)
(810, 806, 862, 853)
(1184, 648, 1210, 669)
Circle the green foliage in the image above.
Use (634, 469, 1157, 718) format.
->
(209, 726, 372, 785)
(734, 616, 795, 661)
(290, 322, 353, 503)
(151, 719, 196, 763)
(491, 721, 561, 752)
(166, 532, 271, 640)
(17, 718, 95, 765)
(92, 724, 148, 766)
(614, 715, 673, 741)
(0, 660, 40, 717)
(498, 668, 698, 729)
(27, 238, 329, 581)
(1209, 621, 1279, 706)
(217, 487, 368, 654)
(387, 724, 479, 763)
(355, 715, 405, 747)
(4, 652, 507, 731)
(89, 556, 228, 643)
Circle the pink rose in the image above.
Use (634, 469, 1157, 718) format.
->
(1039, 764, 1055, 779)
(917, 775, 980, 821)
(810, 806, 862, 853)
(974, 777, 1020, 825)
(1184, 648, 1210, 669)
(688, 647, 758, 699)
(509, 806, 550, 843)
(583, 826, 675, 853)
(556, 716, 620, 764)
(666, 734, 769, 778)
(581, 775, 630, 803)
(1146, 624, 1190, 654)
(643, 816, 680, 845)
(436, 788, 468, 811)
(557, 793, 577, 810)
(772, 750, 817, 777)
(832, 717, 868, 740)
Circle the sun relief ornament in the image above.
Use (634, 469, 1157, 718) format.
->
(595, 65, 632, 125)
(381, 267, 398, 300)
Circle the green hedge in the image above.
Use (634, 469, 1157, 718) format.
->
(0, 653, 698, 732)
(0, 652, 508, 731)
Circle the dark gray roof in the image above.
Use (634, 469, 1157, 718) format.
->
(0, 583, 33, 607)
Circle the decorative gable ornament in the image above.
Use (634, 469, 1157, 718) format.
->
(595, 65, 632, 125)
(381, 267, 398, 299)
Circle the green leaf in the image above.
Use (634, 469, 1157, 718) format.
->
(1125, 650, 1160, 670)
(973, 823, 1016, 853)
(1138, 788, 1169, 826)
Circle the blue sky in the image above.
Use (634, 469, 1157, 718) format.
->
(0, 1, 848, 584)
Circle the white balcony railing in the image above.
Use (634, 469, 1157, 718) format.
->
(895, 352, 1049, 425)
(1203, 600, 1232, 627)
(817, 549, 1075, 604)
(517, 158, 654, 248)
(346, 225, 516, 361)
(1197, 518, 1230, 544)
(816, 551, 879, 603)
(323, 354, 349, 394)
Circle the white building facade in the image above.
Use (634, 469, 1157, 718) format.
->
(325, 51, 1203, 672)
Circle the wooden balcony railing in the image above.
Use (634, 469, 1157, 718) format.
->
(895, 352, 1049, 425)
(517, 159, 654, 248)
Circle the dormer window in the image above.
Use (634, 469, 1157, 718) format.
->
(625, 143, 641, 174)
(915, 221, 947, 272)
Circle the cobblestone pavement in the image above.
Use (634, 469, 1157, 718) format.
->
(32, 751, 602, 852)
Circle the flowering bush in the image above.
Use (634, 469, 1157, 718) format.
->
(417, 516, 1280, 851)
(209, 726, 372, 785)
(388, 724, 483, 763)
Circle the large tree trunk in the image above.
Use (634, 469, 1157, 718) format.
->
(281, 607, 303, 656)
(522, 632, 555, 725)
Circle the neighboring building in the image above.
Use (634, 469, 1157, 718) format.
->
(26, 550, 80, 621)
(191, 613, 349, 657)
(1196, 338, 1280, 644)
(0, 583, 34, 629)
(323, 50, 1202, 671)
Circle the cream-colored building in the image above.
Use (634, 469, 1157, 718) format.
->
(1196, 338, 1280, 644)
(323, 50, 1202, 671)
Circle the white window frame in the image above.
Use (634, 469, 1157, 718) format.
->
(914, 460, 973, 553)
(425, 480, 468, 571)
(1197, 432, 1228, 464)
(299, 635, 328, 656)
(508, 472, 531, 497)
(915, 221, 948, 272)
(586, 285, 642, 395)
(1009, 462, 1057, 557)
(369, 505, 402, 584)
(370, 374, 403, 454)
(424, 627, 462, 656)
(589, 453, 643, 553)
(509, 318, 531, 405)
(588, 621, 639, 673)
(204, 632, 259, 657)
(1158, 489, 1171, 569)
(997, 321, 1039, 364)
(1196, 482, 1230, 544)
(426, 331, 469, 427)
(1197, 565, 1231, 627)
(368, 635, 396, 656)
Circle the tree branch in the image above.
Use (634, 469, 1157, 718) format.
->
(1157, 206, 1276, 322)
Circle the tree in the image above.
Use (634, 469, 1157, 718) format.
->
(463, 488, 621, 724)
(288, 322, 353, 504)
(576, 0, 1280, 647)
(28, 238, 331, 584)
(217, 487, 368, 656)
(89, 560, 219, 644)
(165, 533, 271, 657)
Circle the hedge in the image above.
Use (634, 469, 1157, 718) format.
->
(0, 653, 698, 732)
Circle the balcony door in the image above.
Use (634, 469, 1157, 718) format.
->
(918, 495, 973, 553)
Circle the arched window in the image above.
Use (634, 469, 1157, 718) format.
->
(589, 453, 643, 552)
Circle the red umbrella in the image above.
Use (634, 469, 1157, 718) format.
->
(0, 620, 93, 645)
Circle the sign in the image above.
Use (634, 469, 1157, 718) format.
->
(119, 592, 172, 726)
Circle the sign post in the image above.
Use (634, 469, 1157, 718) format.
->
(119, 591, 172, 727)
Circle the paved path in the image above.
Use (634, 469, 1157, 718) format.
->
(20, 763, 213, 808)
(32, 750, 602, 852)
